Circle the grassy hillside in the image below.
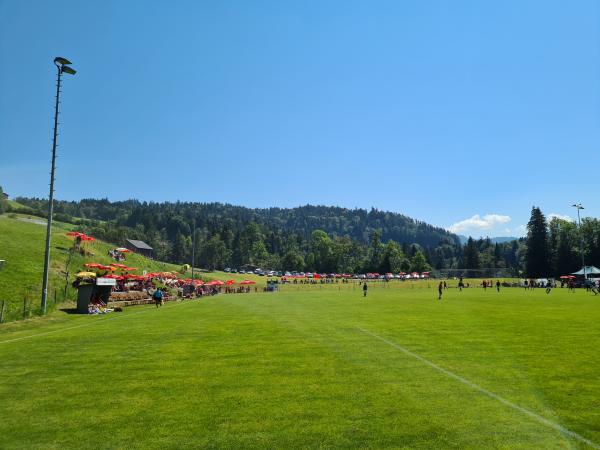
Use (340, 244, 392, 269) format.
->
(0, 213, 181, 320)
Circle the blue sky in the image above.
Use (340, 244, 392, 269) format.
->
(1, 0, 599, 237)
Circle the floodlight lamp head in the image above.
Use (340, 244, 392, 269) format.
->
(61, 65, 77, 75)
(54, 57, 72, 66)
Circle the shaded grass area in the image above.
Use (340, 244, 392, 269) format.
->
(1, 285, 599, 449)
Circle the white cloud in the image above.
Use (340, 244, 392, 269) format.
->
(448, 214, 511, 234)
(548, 213, 575, 222)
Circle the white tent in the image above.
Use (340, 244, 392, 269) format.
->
(571, 266, 600, 276)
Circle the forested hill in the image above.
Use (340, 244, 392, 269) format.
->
(243, 204, 459, 247)
(15, 198, 460, 248)
(10, 197, 529, 274)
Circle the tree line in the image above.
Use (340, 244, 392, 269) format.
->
(525, 206, 600, 277)
(9, 196, 530, 275)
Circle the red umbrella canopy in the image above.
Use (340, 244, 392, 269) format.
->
(101, 274, 124, 280)
(110, 263, 129, 268)
(85, 263, 114, 271)
(226, 280, 235, 285)
(240, 280, 256, 285)
(560, 275, 576, 279)
(67, 232, 94, 241)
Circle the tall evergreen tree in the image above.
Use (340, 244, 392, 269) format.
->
(525, 207, 549, 277)
(463, 237, 481, 277)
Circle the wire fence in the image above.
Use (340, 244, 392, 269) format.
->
(0, 283, 78, 324)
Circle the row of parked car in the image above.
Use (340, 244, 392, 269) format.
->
(225, 268, 281, 276)
(223, 268, 431, 280)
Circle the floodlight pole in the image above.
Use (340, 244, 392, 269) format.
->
(41, 58, 75, 314)
(191, 219, 196, 280)
(572, 203, 586, 281)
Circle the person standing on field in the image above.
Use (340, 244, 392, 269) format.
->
(153, 288, 163, 308)
(363, 282, 368, 297)
(438, 281, 443, 300)
(496, 280, 501, 292)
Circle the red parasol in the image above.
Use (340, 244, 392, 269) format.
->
(239, 280, 256, 285)
(101, 274, 124, 280)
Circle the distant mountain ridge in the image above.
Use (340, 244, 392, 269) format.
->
(458, 235, 519, 245)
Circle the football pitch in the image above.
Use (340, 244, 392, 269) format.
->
(1, 283, 599, 449)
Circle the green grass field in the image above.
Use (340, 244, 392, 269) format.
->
(1, 283, 599, 449)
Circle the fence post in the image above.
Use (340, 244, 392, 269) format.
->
(0, 300, 5, 324)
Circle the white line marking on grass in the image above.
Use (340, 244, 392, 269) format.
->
(357, 327, 600, 450)
(0, 301, 194, 345)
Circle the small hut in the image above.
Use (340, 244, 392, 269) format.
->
(125, 239, 154, 259)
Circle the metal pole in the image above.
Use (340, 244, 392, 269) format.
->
(191, 219, 196, 280)
(41, 66, 62, 314)
(577, 207, 586, 281)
